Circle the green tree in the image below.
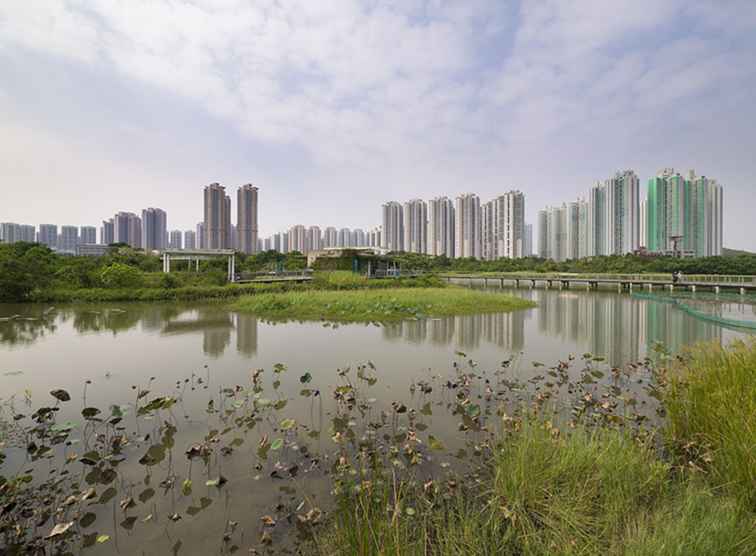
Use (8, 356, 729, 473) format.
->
(99, 263, 144, 288)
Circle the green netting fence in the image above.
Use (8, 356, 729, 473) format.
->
(631, 291, 756, 330)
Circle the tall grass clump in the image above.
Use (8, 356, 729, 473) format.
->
(659, 339, 756, 509)
(316, 420, 755, 556)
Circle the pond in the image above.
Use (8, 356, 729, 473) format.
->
(0, 286, 752, 554)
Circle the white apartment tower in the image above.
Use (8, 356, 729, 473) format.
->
(427, 197, 454, 257)
(483, 191, 525, 260)
(454, 193, 481, 259)
(403, 199, 427, 254)
(381, 201, 404, 251)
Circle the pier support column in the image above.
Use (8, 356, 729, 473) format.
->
(691, 285, 696, 293)
(715, 286, 720, 295)
(741, 287, 746, 296)
(512, 279, 516, 288)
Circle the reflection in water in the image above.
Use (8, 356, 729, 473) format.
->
(383, 310, 527, 352)
(0, 288, 748, 366)
(380, 288, 732, 367)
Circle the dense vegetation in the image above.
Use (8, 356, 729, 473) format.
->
(2, 241, 756, 303)
(0, 243, 308, 302)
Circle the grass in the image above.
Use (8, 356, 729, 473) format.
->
(231, 286, 534, 322)
(659, 339, 756, 510)
(316, 421, 755, 556)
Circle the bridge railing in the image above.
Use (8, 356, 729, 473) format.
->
(238, 270, 312, 280)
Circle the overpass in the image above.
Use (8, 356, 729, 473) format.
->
(442, 273, 756, 294)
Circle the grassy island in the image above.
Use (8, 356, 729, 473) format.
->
(231, 287, 534, 321)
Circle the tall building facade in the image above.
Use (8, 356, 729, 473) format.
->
(288, 225, 306, 253)
(351, 229, 367, 247)
(368, 226, 382, 248)
(168, 230, 182, 249)
(80, 226, 97, 245)
(403, 199, 427, 254)
(38, 224, 58, 248)
(523, 223, 533, 257)
(58, 226, 79, 253)
(381, 201, 404, 252)
(0, 223, 34, 244)
(203, 183, 231, 249)
(324, 227, 338, 248)
(307, 226, 322, 252)
(482, 191, 525, 260)
(338, 228, 351, 248)
(427, 196, 454, 257)
(100, 219, 114, 245)
(114, 212, 142, 248)
(184, 230, 196, 250)
(454, 193, 481, 259)
(646, 169, 723, 256)
(142, 208, 167, 251)
(237, 184, 259, 254)
(605, 170, 640, 255)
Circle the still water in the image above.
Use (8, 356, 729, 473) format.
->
(0, 287, 752, 554)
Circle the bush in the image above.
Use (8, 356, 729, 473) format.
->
(99, 263, 144, 289)
(159, 273, 181, 289)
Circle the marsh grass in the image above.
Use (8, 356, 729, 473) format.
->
(231, 287, 534, 322)
(659, 339, 756, 510)
(317, 422, 755, 556)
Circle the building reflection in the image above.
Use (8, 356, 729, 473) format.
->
(382, 310, 526, 352)
(379, 288, 732, 366)
(235, 313, 258, 357)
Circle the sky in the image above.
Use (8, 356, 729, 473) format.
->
(1, 0, 755, 250)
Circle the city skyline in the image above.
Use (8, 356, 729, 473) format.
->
(1, 2, 755, 251)
(0, 167, 732, 259)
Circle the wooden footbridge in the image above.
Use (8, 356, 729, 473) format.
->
(442, 273, 756, 294)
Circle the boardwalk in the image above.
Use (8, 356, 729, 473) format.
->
(442, 273, 756, 294)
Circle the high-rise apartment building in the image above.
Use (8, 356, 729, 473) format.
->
(454, 193, 481, 259)
(646, 169, 723, 256)
(80, 226, 96, 245)
(427, 197, 454, 257)
(402, 199, 427, 254)
(1, 223, 35, 244)
(307, 226, 322, 252)
(523, 223, 533, 257)
(368, 226, 382, 248)
(203, 183, 231, 249)
(168, 230, 182, 250)
(605, 170, 640, 255)
(338, 228, 351, 248)
(38, 224, 58, 248)
(288, 225, 306, 253)
(237, 184, 259, 254)
(58, 226, 79, 253)
(323, 227, 338, 248)
(351, 229, 366, 248)
(184, 230, 196, 250)
(381, 201, 404, 252)
(196, 223, 205, 249)
(20, 225, 35, 243)
(482, 191, 525, 260)
(141, 208, 167, 251)
(100, 219, 114, 245)
(114, 212, 142, 248)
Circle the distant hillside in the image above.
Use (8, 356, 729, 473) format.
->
(722, 247, 756, 257)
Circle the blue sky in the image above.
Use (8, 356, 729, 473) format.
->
(1, 0, 755, 250)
